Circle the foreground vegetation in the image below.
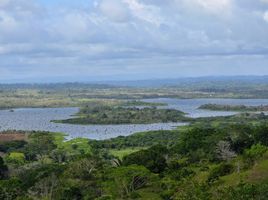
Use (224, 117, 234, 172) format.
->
(54, 106, 188, 125)
(199, 103, 268, 112)
(1, 112, 268, 199)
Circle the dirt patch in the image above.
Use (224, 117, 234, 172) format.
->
(0, 132, 28, 142)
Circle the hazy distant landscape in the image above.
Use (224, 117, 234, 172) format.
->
(1, 0, 268, 199)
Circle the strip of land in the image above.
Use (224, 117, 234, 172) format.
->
(199, 103, 268, 112)
(53, 106, 189, 125)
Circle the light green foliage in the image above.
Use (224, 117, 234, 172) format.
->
(103, 165, 154, 199)
(54, 133, 91, 155)
(5, 152, 26, 165)
(243, 144, 267, 167)
(109, 147, 145, 159)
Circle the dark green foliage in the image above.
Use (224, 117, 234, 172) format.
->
(0, 156, 8, 180)
(0, 140, 27, 153)
(57, 186, 83, 200)
(218, 182, 268, 200)
(123, 145, 168, 173)
(0, 179, 23, 200)
(173, 126, 226, 162)
(18, 164, 64, 189)
(174, 182, 212, 200)
(103, 165, 153, 199)
(23, 132, 57, 160)
(168, 167, 196, 181)
(228, 124, 255, 154)
(55, 106, 188, 125)
(89, 130, 181, 149)
(254, 124, 268, 146)
(207, 163, 234, 183)
(199, 104, 268, 112)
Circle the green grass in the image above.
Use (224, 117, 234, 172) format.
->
(137, 188, 162, 200)
(110, 147, 146, 159)
(247, 152, 268, 183)
(219, 152, 268, 187)
(54, 133, 91, 155)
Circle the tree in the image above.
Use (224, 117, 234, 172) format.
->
(28, 173, 59, 200)
(104, 165, 153, 199)
(5, 152, 26, 166)
(243, 144, 267, 167)
(123, 145, 168, 173)
(216, 141, 237, 162)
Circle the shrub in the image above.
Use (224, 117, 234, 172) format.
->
(243, 144, 267, 167)
(207, 163, 234, 183)
(123, 145, 168, 173)
(5, 152, 26, 166)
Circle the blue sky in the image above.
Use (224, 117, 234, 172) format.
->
(0, 0, 268, 82)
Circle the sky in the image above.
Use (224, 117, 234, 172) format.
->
(0, 0, 268, 82)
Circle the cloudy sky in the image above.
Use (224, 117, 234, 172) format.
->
(1, 0, 268, 82)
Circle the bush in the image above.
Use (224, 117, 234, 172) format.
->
(5, 152, 26, 166)
(207, 163, 234, 183)
(218, 182, 268, 200)
(103, 165, 153, 199)
(243, 144, 267, 167)
(123, 145, 168, 173)
(0, 140, 27, 153)
(0, 179, 23, 199)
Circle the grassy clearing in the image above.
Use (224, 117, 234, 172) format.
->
(247, 152, 268, 183)
(110, 147, 146, 159)
(54, 133, 91, 154)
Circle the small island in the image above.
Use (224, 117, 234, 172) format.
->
(199, 103, 268, 112)
(121, 100, 167, 107)
(53, 106, 188, 125)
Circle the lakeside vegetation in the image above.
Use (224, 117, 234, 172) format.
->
(54, 106, 188, 125)
(1, 112, 268, 199)
(199, 103, 268, 112)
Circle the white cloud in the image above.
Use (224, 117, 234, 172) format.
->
(0, 0, 268, 81)
(172, 0, 233, 17)
(196, 0, 232, 12)
(124, 0, 164, 26)
(99, 0, 130, 22)
(264, 11, 268, 22)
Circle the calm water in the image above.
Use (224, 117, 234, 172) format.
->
(0, 98, 267, 140)
(144, 98, 268, 118)
(0, 107, 186, 140)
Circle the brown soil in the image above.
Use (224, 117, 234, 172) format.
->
(0, 132, 27, 142)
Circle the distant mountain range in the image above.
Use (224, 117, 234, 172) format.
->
(1, 76, 268, 88)
(99, 76, 268, 87)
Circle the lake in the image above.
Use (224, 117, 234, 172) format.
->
(0, 98, 267, 140)
(144, 98, 268, 118)
(0, 107, 187, 140)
